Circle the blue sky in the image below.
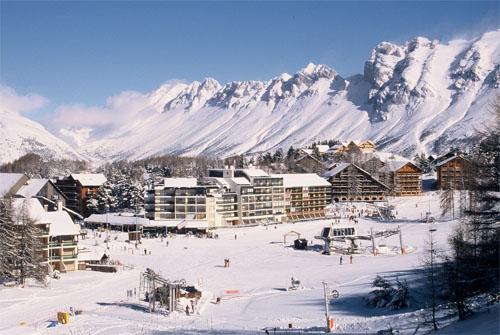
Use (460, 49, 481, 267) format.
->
(0, 1, 498, 118)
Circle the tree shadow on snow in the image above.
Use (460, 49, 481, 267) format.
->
(96, 301, 150, 313)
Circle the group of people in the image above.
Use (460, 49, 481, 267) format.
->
(126, 288, 137, 299)
(223, 258, 231, 267)
(339, 255, 354, 265)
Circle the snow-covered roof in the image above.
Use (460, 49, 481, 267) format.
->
(316, 145, 330, 153)
(146, 219, 208, 229)
(435, 154, 467, 167)
(212, 177, 231, 188)
(270, 173, 330, 188)
(230, 177, 251, 185)
(85, 213, 150, 226)
(0, 173, 26, 197)
(162, 177, 198, 188)
(78, 247, 106, 262)
(300, 148, 313, 155)
(71, 173, 107, 187)
(12, 198, 46, 219)
(323, 163, 350, 178)
(241, 168, 269, 178)
(15, 178, 49, 198)
(12, 198, 79, 236)
(295, 153, 322, 164)
(366, 152, 418, 172)
(45, 211, 80, 236)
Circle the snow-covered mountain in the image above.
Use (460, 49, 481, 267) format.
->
(0, 110, 83, 163)
(2, 31, 499, 164)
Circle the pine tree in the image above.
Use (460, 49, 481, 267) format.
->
(15, 202, 47, 285)
(420, 229, 445, 330)
(0, 198, 17, 281)
(286, 146, 295, 161)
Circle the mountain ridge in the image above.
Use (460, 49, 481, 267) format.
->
(1, 30, 498, 164)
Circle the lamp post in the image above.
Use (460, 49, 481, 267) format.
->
(322, 281, 339, 333)
(429, 228, 438, 331)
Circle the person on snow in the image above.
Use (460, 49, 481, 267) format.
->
(350, 255, 353, 264)
(339, 256, 343, 265)
(144, 248, 147, 255)
(234, 234, 237, 240)
(185, 305, 190, 315)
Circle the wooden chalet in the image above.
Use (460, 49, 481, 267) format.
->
(361, 154, 422, 196)
(323, 163, 390, 202)
(294, 153, 324, 174)
(436, 155, 471, 190)
(332, 140, 376, 154)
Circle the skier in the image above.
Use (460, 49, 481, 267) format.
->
(339, 256, 343, 265)
(144, 248, 147, 256)
(234, 234, 237, 240)
(185, 305, 190, 316)
(350, 255, 353, 264)
(166, 241, 169, 247)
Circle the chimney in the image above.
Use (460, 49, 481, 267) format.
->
(57, 201, 63, 212)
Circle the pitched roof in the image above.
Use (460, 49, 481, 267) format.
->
(300, 148, 314, 155)
(323, 162, 350, 178)
(15, 178, 49, 198)
(77, 247, 107, 262)
(295, 153, 323, 165)
(435, 154, 468, 167)
(71, 173, 107, 187)
(370, 152, 421, 172)
(0, 173, 26, 197)
(12, 198, 79, 236)
(271, 173, 330, 188)
(323, 163, 390, 189)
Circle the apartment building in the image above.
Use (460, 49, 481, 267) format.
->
(13, 198, 80, 272)
(271, 173, 331, 220)
(146, 178, 209, 221)
(55, 173, 107, 217)
(207, 167, 286, 225)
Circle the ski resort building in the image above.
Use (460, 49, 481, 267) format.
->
(436, 155, 471, 190)
(55, 173, 107, 217)
(207, 167, 286, 225)
(13, 198, 80, 272)
(361, 153, 422, 196)
(270, 173, 331, 220)
(324, 163, 390, 202)
(145, 178, 209, 221)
